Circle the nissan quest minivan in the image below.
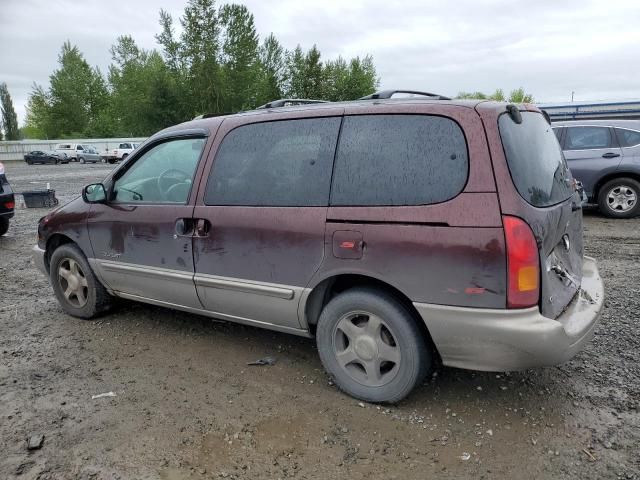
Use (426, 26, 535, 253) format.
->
(33, 91, 604, 402)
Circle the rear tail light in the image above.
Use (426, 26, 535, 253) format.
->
(503, 215, 540, 308)
(4, 201, 15, 209)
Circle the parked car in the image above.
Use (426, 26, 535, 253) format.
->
(55, 143, 90, 162)
(32, 91, 604, 403)
(0, 162, 15, 236)
(77, 145, 102, 164)
(553, 120, 640, 218)
(101, 142, 140, 164)
(24, 151, 68, 165)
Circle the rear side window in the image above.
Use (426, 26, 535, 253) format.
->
(616, 128, 640, 147)
(565, 126, 612, 150)
(499, 112, 573, 207)
(205, 117, 341, 206)
(330, 115, 468, 206)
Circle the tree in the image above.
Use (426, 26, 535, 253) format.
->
(48, 42, 104, 137)
(22, 3, 382, 138)
(256, 33, 285, 104)
(508, 87, 534, 103)
(0, 82, 19, 140)
(108, 36, 184, 136)
(180, 0, 222, 114)
(284, 45, 306, 98)
(219, 4, 260, 112)
(456, 87, 533, 103)
(156, 9, 182, 72)
(24, 83, 52, 138)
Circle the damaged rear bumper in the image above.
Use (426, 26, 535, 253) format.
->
(414, 256, 604, 371)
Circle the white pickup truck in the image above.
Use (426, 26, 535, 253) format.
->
(100, 142, 139, 164)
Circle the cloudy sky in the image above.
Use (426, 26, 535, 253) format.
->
(1, 0, 638, 124)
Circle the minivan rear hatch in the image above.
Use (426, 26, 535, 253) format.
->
(496, 109, 584, 319)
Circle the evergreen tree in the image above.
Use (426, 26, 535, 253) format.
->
(257, 33, 285, 104)
(0, 82, 20, 140)
(180, 0, 221, 114)
(219, 4, 260, 112)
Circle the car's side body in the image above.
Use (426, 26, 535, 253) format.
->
(553, 119, 640, 205)
(77, 146, 101, 163)
(55, 143, 85, 162)
(0, 164, 15, 229)
(34, 99, 604, 398)
(24, 151, 67, 165)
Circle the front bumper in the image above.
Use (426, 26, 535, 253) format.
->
(414, 256, 604, 371)
(32, 245, 47, 276)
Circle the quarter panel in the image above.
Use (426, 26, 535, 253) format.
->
(317, 223, 507, 308)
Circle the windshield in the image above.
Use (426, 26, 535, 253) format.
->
(499, 111, 573, 207)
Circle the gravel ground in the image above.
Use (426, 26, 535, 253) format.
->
(0, 162, 638, 480)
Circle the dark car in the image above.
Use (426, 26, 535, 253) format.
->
(32, 90, 604, 403)
(553, 120, 640, 218)
(24, 150, 69, 165)
(0, 162, 15, 236)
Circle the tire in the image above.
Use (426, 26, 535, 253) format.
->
(49, 243, 113, 319)
(316, 287, 431, 403)
(121, 154, 128, 161)
(597, 177, 640, 219)
(0, 217, 9, 236)
(79, 157, 85, 164)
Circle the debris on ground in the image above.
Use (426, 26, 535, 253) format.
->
(27, 434, 44, 450)
(247, 356, 276, 366)
(91, 391, 117, 399)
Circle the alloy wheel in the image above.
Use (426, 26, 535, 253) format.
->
(606, 185, 637, 213)
(332, 311, 401, 387)
(57, 258, 89, 308)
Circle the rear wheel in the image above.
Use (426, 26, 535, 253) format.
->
(316, 287, 431, 403)
(49, 244, 113, 319)
(598, 177, 640, 218)
(79, 157, 85, 164)
(0, 218, 9, 236)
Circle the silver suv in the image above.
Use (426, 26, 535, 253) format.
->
(553, 120, 640, 218)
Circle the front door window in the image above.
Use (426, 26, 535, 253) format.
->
(113, 137, 205, 203)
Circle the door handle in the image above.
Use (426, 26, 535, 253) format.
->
(195, 218, 211, 237)
(602, 152, 620, 158)
(174, 218, 193, 237)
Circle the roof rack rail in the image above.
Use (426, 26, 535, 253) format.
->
(256, 99, 330, 109)
(359, 89, 451, 101)
(193, 113, 225, 120)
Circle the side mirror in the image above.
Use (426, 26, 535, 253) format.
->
(82, 183, 107, 204)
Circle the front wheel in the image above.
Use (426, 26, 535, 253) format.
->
(316, 287, 431, 403)
(79, 157, 85, 164)
(0, 217, 9, 236)
(598, 177, 640, 218)
(49, 244, 113, 319)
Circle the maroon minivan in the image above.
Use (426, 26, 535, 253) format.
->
(33, 91, 604, 402)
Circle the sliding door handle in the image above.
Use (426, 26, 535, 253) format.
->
(195, 218, 211, 237)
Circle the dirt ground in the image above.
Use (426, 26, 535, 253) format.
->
(1, 162, 638, 480)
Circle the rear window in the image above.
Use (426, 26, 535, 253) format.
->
(330, 115, 468, 206)
(616, 128, 640, 147)
(499, 112, 573, 207)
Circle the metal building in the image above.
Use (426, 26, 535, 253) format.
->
(538, 100, 640, 122)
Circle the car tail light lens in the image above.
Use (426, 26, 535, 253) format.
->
(4, 201, 15, 209)
(503, 215, 540, 308)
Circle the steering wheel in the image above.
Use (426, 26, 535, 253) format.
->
(157, 169, 190, 201)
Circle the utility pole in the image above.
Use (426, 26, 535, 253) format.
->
(571, 91, 575, 102)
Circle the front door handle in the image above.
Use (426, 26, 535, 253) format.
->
(602, 152, 620, 158)
(174, 218, 193, 237)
